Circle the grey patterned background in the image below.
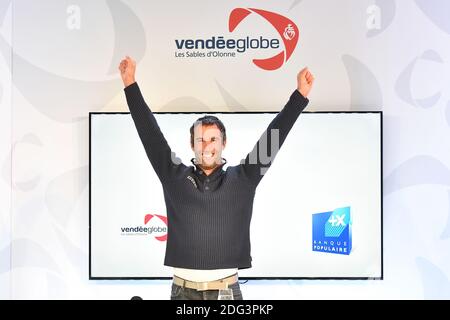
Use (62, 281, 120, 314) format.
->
(0, 0, 449, 299)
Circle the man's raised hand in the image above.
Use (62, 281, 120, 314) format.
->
(118, 56, 136, 88)
(297, 67, 314, 98)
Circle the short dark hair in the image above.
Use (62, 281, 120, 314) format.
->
(190, 115, 226, 147)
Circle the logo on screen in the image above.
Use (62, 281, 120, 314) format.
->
(229, 8, 299, 70)
(312, 206, 352, 255)
(120, 213, 168, 242)
(144, 214, 168, 241)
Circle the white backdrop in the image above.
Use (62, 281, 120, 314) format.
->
(0, 0, 12, 299)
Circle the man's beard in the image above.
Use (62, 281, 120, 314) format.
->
(197, 156, 222, 170)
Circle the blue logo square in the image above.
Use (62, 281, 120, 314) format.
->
(312, 206, 352, 255)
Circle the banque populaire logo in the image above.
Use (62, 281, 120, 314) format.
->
(174, 8, 299, 71)
(312, 207, 352, 255)
(120, 214, 168, 242)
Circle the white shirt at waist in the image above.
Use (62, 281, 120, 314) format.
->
(173, 267, 238, 282)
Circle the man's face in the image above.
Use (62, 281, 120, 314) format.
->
(191, 124, 226, 170)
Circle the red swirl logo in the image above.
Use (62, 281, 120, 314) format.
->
(144, 214, 168, 241)
(229, 8, 300, 70)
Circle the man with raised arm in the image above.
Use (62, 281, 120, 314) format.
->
(119, 56, 314, 300)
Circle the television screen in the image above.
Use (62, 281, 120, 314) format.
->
(90, 111, 382, 279)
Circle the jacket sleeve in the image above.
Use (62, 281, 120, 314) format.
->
(124, 82, 185, 182)
(240, 89, 309, 186)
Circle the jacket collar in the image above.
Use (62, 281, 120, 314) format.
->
(191, 158, 227, 179)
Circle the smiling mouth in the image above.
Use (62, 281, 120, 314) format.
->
(202, 152, 215, 159)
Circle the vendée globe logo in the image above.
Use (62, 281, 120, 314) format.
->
(120, 213, 168, 242)
(312, 206, 352, 255)
(174, 8, 299, 70)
